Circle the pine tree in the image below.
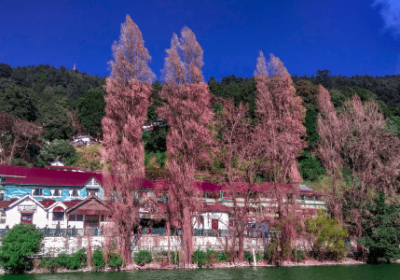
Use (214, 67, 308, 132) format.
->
(101, 15, 153, 263)
(158, 26, 213, 265)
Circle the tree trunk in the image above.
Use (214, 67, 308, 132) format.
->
(8, 138, 17, 165)
(121, 227, 133, 264)
(181, 206, 193, 265)
(238, 229, 244, 262)
(167, 220, 171, 264)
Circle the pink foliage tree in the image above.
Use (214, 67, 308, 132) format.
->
(316, 85, 344, 220)
(158, 26, 213, 265)
(339, 95, 400, 237)
(109, 15, 155, 83)
(254, 52, 306, 261)
(317, 89, 400, 237)
(215, 98, 270, 261)
(101, 15, 154, 263)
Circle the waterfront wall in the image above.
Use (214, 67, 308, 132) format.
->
(40, 235, 268, 256)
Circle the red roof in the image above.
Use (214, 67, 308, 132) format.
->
(39, 199, 56, 208)
(0, 201, 13, 209)
(0, 165, 319, 195)
(200, 203, 230, 212)
(63, 200, 82, 208)
(0, 165, 103, 187)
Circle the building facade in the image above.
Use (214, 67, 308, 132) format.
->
(0, 165, 325, 232)
(0, 165, 104, 201)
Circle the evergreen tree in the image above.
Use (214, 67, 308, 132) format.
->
(360, 192, 400, 264)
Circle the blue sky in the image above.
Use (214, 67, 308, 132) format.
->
(1, 0, 399, 82)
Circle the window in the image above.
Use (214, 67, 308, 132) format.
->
(71, 190, 79, 197)
(86, 188, 98, 196)
(85, 215, 99, 227)
(53, 189, 61, 196)
(212, 219, 219, 230)
(33, 189, 43, 196)
(0, 190, 5, 201)
(53, 212, 64, 221)
(89, 178, 99, 186)
(21, 214, 33, 224)
(70, 214, 83, 221)
(0, 211, 6, 224)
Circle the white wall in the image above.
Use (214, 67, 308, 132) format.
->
(193, 212, 229, 230)
(1, 197, 48, 229)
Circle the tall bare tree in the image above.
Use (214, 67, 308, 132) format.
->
(254, 52, 306, 261)
(316, 85, 344, 220)
(109, 15, 155, 83)
(101, 15, 153, 263)
(158, 26, 214, 265)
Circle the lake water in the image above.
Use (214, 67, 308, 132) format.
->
(1, 265, 399, 280)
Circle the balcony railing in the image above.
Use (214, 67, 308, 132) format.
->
(0, 228, 104, 237)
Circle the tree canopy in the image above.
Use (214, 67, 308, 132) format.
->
(76, 88, 106, 136)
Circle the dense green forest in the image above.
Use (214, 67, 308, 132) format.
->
(2, 63, 400, 184)
(0, 63, 105, 166)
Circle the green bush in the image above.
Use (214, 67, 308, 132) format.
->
(212, 251, 229, 263)
(293, 249, 305, 262)
(170, 251, 180, 264)
(92, 248, 105, 269)
(306, 210, 348, 260)
(39, 255, 58, 273)
(0, 223, 45, 273)
(55, 253, 69, 268)
(264, 249, 270, 261)
(134, 250, 152, 266)
(243, 251, 262, 263)
(108, 252, 123, 268)
(265, 242, 279, 263)
(192, 249, 208, 267)
(67, 249, 87, 270)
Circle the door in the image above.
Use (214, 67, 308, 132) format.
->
(21, 214, 33, 224)
(212, 219, 219, 230)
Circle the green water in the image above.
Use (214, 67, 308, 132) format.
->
(0, 265, 399, 280)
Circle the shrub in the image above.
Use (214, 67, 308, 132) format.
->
(265, 242, 279, 264)
(192, 249, 208, 267)
(243, 252, 262, 263)
(0, 223, 45, 273)
(108, 252, 123, 269)
(306, 210, 348, 260)
(39, 255, 58, 273)
(68, 249, 87, 270)
(134, 250, 152, 266)
(212, 251, 229, 263)
(153, 250, 168, 263)
(55, 253, 70, 268)
(293, 249, 305, 262)
(170, 251, 180, 264)
(92, 248, 105, 270)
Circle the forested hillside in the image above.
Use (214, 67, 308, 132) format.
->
(0, 63, 105, 167)
(2, 62, 400, 186)
(205, 73, 400, 182)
